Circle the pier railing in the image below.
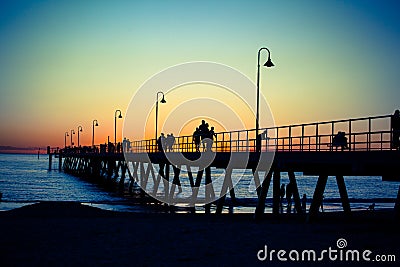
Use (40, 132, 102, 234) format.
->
(128, 114, 394, 153)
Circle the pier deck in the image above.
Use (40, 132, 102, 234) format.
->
(50, 113, 400, 218)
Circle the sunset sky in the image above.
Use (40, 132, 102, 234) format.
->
(1, 0, 399, 148)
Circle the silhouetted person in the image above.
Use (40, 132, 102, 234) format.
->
(122, 137, 127, 152)
(193, 127, 201, 152)
(166, 133, 175, 151)
(391, 110, 400, 149)
(302, 194, 307, 213)
(280, 184, 285, 212)
(199, 120, 210, 151)
(116, 142, 121, 153)
(205, 126, 216, 152)
(127, 138, 131, 152)
(332, 131, 348, 151)
(157, 133, 166, 152)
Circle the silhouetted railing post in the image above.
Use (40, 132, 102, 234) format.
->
(330, 121, 335, 152)
(368, 118, 372, 151)
(276, 128, 279, 151)
(348, 119, 352, 151)
(315, 123, 319, 151)
(301, 125, 304, 152)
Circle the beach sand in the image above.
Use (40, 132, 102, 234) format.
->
(0, 202, 399, 266)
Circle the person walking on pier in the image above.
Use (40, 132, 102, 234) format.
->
(206, 126, 216, 152)
(193, 128, 201, 152)
(391, 110, 400, 149)
(199, 120, 210, 152)
(166, 133, 175, 152)
(157, 133, 166, 152)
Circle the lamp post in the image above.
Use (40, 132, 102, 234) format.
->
(114, 110, 122, 145)
(64, 132, 69, 148)
(256, 47, 274, 146)
(77, 126, 83, 147)
(92, 120, 98, 147)
(70, 129, 75, 147)
(155, 91, 167, 140)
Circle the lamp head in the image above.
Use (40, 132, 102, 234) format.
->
(95, 122, 99, 127)
(263, 56, 274, 67)
(160, 96, 166, 104)
(118, 114, 123, 119)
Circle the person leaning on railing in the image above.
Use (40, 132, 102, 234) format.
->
(332, 131, 348, 151)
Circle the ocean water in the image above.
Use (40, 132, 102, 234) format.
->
(0, 153, 399, 213)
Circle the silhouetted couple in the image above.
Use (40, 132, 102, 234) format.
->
(122, 137, 131, 152)
(193, 120, 216, 152)
(157, 133, 175, 152)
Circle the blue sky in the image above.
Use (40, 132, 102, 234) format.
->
(1, 0, 400, 147)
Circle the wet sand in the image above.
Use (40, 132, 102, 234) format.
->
(0, 202, 399, 266)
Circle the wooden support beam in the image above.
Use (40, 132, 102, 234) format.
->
(186, 165, 195, 188)
(254, 170, 273, 219)
(216, 168, 233, 214)
(252, 168, 261, 198)
(309, 174, 328, 217)
(205, 167, 212, 214)
(163, 163, 170, 202)
(48, 154, 52, 170)
(169, 165, 181, 202)
(272, 171, 281, 215)
(288, 171, 303, 214)
(153, 163, 165, 195)
(336, 175, 351, 214)
(189, 169, 204, 208)
(118, 162, 126, 191)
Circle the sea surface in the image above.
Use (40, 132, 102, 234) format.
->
(0, 153, 399, 213)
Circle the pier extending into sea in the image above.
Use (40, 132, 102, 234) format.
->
(49, 113, 400, 218)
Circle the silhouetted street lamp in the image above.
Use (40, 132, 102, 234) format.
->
(92, 120, 98, 147)
(256, 47, 274, 149)
(77, 126, 83, 147)
(70, 129, 75, 147)
(114, 110, 122, 145)
(155, 91, 166, 140)
(64, 132, 69, 148)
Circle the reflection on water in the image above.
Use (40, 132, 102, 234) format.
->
(0, 154, 399, 213)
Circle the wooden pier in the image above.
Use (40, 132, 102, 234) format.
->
(50, 113, 400, 218)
